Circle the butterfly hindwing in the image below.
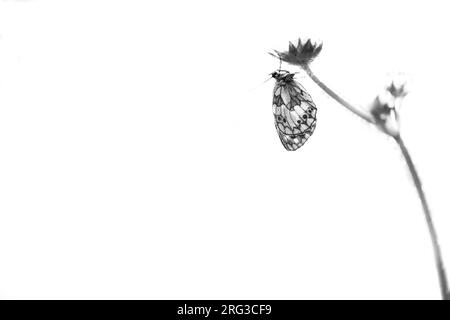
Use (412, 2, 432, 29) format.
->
(272, 73, 317, 151)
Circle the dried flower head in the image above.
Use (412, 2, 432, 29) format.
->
(370, 96, 391, 120)
(386, 82, 408, 99)
(369, 96, 399, 137)
(270, 38, 323, 66)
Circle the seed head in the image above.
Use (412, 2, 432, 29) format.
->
(270, 38, 323, 66)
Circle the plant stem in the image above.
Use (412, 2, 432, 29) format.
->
(394, 135, 449, 300)
(302, 64, 449, 300)
(302, 64, 375, 124)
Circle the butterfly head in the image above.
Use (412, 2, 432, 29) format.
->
(270, 70, 295, 84)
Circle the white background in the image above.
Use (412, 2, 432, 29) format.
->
(0, 0, 449, 299)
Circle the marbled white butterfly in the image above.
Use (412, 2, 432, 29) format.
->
(271, 70, 317, 151)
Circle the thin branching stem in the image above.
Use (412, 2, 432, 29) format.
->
(302, 64, 449, 300)
(394, 135, 449, 300)
(302, 64, 375, 124)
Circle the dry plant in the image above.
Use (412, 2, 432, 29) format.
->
(271, 38, 449, 300)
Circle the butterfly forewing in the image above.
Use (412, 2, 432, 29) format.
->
(272, 72, 317, 151)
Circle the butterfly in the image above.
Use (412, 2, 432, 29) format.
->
(271, 70, 317, 151)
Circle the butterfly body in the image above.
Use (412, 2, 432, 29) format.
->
(271, 70, 317, 151)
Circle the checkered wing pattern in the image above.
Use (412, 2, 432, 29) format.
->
(272, 78, 317, 151)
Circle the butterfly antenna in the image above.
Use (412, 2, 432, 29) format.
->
(248, 75, 273, 93)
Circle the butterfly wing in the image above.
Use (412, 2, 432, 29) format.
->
(273, 80, 317, 151)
